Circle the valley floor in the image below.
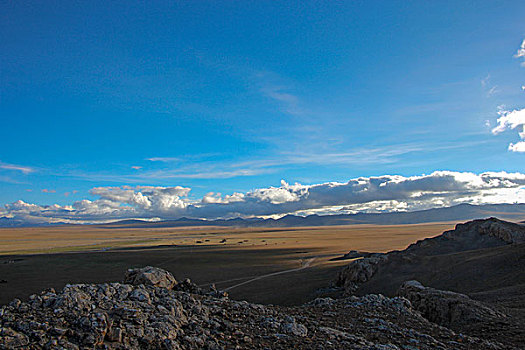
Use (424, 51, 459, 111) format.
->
(0, 223, 453, 305)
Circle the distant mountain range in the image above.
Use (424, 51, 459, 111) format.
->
(97, 203, 525, 228)
(2, 203, 525, 228)
(0, 217, 32, 228)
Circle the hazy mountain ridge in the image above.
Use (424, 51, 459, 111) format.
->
(3, 203, 524, 228)
(96, 203, 525, 228)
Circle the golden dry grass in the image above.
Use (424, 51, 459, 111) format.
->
(0, 222, 456, 256)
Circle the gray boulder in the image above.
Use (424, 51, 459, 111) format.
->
(123, 266, 177, 289)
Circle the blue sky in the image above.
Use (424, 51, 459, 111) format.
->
(1, 1, 525, 223)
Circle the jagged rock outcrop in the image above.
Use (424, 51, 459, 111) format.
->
(0, 267, 513, 349)
(335, 253, 387, 293)
(336, 218, 525, 296)
(398, 280, 508, 329)
(405, 217, 525, 255)
(397, 280, 525, 346)
(451, 217, 525, 244)
(333, 218, 525, 347)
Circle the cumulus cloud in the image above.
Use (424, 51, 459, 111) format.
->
(508, 141, 525, 152)
(2, 171, 525, 225)
(89, 185, 191, 213)
(192, 171, 525, 218)
(492, 107, 525, 152)
(492, 108, 525, 135)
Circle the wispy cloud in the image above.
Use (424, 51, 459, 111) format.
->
(0, 176, 26, 184)
(147, 157, 180, 162)
(480, 74, 499, 97)
(0, 162, 35, 174)
(261, 85, 303, 116)
(129, 168, 266, 180)
(147, 153, 221, 163)
(487, 85, 499, 96)
(252, 70, 306, 116)
(47, 139, 487, 184)
(279, 145, 423, 166)
(60, 166, 272, 183)
(481, 74, 491, 87)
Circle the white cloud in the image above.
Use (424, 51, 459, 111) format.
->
(90, 185, 191, 213)
(2, 171, 525, 225)
(201, 192, 245, 204)
(508, 141, 525, 152)
(492, 107, 525, 152)
(492, 108, 525, 135)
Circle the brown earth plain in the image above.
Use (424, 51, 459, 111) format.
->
(0, 223, 454, 306)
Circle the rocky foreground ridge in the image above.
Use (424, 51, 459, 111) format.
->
(1, 266, 518, 350)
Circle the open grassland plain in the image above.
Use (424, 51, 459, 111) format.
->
(0, 223, 454, 305)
